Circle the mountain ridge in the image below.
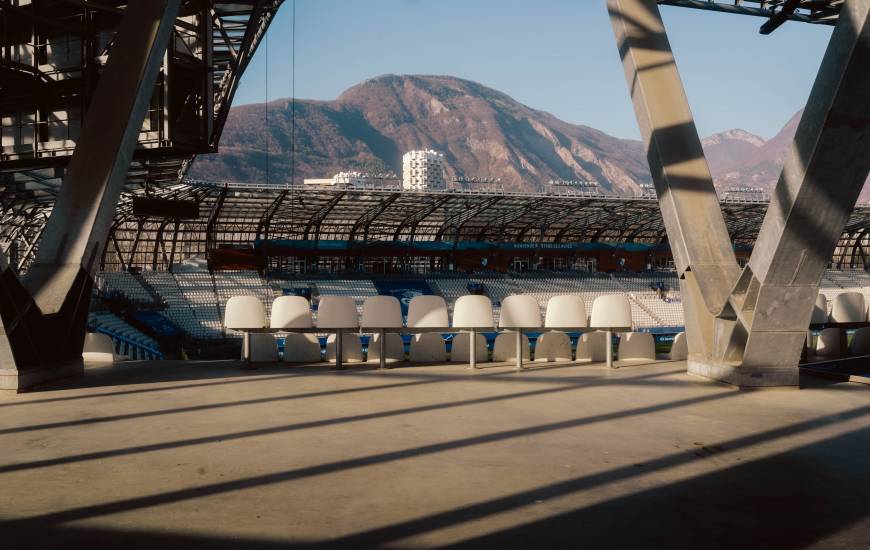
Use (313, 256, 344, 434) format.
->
(190, 74, 868, 200)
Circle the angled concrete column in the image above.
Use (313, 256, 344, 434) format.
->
(610, 0, 870, 387)
(0, 0, 181, 391)
(607, 0, 740, 363)
(715, 0, 870, 386)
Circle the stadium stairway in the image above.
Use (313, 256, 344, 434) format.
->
(88, 310, 163, 360)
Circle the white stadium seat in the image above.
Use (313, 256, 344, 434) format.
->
(590, 294, 633, 330)
(492, 332, 530, 362)
(316, 296, 359, 328)
(82, 333, 117, 363)
(409, 333, 447, 362)
(450, 332, 488, 363)
(815, 328, 841, 357)
(361, 296, 404, 328)
(668, 332, 688, 361)
(271, 296, 312, 329)
(830, 292, 865, 323)
(499, 295, 541, 368)
(407, 295, 449, 328)
(453, 295, 494, 328)
(283, 333, 322, 363)
(577, 331, 608, 362)
(224, 295, 267, 330)
(326, 333, 364, 363)
(499, 294, 542, 329)
(534, 331, 572, 362)
(590, 294, 632, 367)
(618, 332, 655, 362)
(544, 295, 588, 329)
(367, 333, 405, 364)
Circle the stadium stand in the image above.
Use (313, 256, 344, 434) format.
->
(87, 311, 162, 360)
(95, 263, 870, 362)
(102, 269, 689, 347)
(96, 271, 155, 304)
(139, 271, 210, 339)
(174, 271, 223, 339)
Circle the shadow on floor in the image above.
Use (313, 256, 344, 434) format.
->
(2, 425, 868, 550)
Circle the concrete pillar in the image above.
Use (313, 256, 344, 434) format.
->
(0, 0, 181, 391)
(607, 0, 740, 362)
(720, 0, 870, 386)
(609, 0, 870, 387)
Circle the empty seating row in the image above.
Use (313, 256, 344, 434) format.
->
(226, 292, 666, 369)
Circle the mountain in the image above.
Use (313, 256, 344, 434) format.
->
(701, 129, 766, 175)
(706, 111, 802, 192)
(707, 111, 870, 202)
(190, 75, 868, 200)
(189, 74, 652, 194)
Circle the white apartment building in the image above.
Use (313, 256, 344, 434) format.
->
(402, 149, 445, 191)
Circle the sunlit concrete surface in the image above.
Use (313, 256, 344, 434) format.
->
(1, 359, 869, 549)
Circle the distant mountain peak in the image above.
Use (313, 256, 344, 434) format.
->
(702, 128, 766, 148)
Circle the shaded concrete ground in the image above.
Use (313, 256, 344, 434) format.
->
(1, 359, 869, 549)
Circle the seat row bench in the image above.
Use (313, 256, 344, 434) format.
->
(225, 293, 678, 369)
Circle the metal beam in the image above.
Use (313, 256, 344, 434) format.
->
(658, 0, 836, 27)
(760, 0, 802, 34)
(256, 189, 288, 242)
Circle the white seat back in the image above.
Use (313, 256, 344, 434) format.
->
(283, 333, 322, 363)
(450, 332, 488, 363)
(810, 294, 828, 325)
(407, 295, 449, 328)
(317, 296, 359, 329)
(270, 296, 312, 329)
(361, 296, 404, 328)
(224, 295, 266, 329)
(452, 295, 494, 328)
(545, 295, 588, 329)
(499, 295, 542, 328)
(830, 292, 865, 323)
(409, 333, 447, 362)
(590, 294, 632, 329)
(534, 331, 572, 362)
(618, 332, 655, 362)
(668, 332, 688, 361)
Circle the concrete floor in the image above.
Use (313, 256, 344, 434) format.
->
(1, 359, 869, 549)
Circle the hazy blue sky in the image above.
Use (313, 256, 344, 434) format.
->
(233, 0, 833, 140)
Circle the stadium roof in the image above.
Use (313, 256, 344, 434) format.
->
(63, 181, 869, 271)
